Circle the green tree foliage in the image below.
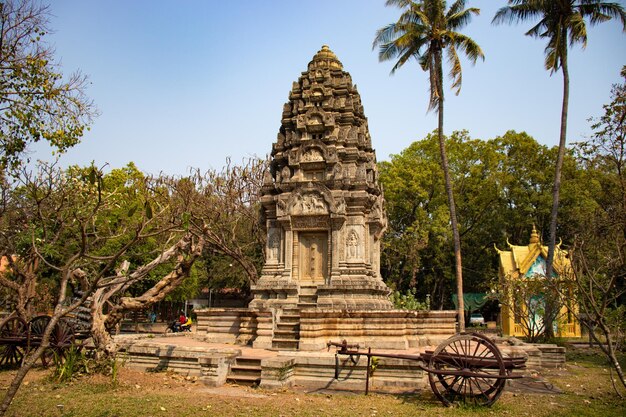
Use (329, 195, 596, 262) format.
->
(379, 130, 587, 309)
(0, 1, 97, 171)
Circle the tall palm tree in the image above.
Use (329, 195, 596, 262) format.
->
(493, 0, 626, 337)
(373, 0, 484, 331)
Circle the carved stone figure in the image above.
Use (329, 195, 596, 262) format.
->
(347, 230, 359, 260)
(292, 193, 327, 215)
(332, 163, 343, 180)
(267, 229, 280, 261)
(356, 166, 366, 181)
(302, 148, 323, 162)
(281, 166, 291, 182)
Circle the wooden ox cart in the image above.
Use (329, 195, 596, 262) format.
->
(328, 332, 527, 407)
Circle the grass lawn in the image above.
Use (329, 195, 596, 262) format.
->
(1, 347, 624, 417)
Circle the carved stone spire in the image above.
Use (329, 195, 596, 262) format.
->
(252, 45, 391, 311)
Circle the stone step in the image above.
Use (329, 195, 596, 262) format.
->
(227, 357, 262, 386)
(233, 357, 262, 367)
(276, 327, 299, 335)
(274, 330, 299, 339)
(277, 318, 299, 324)
(280, 314, 300, 322)
(226, 374, 261, 386)
(297, 302, 317, 309)
(272, 338, 299, 350)
(276, 322, 299, 329)
(281, 308, 301, 316)
(299, 294, 317, 300)
(230, 364, 262, 378)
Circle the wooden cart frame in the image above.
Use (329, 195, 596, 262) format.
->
(328, 332, 527, 407)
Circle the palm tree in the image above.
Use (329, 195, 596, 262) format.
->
(493, 0, 626, 337)
(373, 0, 484, 331)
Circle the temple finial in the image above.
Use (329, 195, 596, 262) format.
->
(529, 224, 540, 244)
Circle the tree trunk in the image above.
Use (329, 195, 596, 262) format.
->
(545, 37, 570, 339)
(435, 49, 465, 332)
(105, 260, 196, 329)
(88, 235, 204, 355)
(90, 289, 119, 359)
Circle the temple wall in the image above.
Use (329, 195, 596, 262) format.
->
(195, 308, 456, 351)
(298, 310, 456, 350)
(123, 342, 240, 387)
(196, 308, 257, 344)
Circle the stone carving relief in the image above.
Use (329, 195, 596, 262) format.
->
(346, 229, 360, 260)
(276, 198, 287, 217)
(302, 148, 324, 162)
(347, 164, 356, 179)
(292, 192, 328, 215)
(345, 95, 353, 110)
(356, 166, 366, 181)
(267, 228, 281, 262)
(335, 198, 346, 215)
(281, 166, 292, 182)
(277, 131, 286, 146)
(348, 126, 358, 141)
(338, 126, 348, 141)
(308, 114, 323, 126)
(292, 216, 329, 230)
(332, 163, 343, 180)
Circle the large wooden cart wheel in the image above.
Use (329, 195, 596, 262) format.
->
(0, 317, 27, 368)
(29, 316, 76, 367)
(428, 333, 506, 407)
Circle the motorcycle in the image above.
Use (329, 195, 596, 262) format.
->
(165, 320, 192, 333)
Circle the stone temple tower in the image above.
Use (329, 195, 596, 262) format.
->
(250, 45, 392, 310)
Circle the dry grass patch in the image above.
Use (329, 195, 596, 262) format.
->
(0, 352, 624, 417)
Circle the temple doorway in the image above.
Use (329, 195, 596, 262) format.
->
(299, 232, 328, 283)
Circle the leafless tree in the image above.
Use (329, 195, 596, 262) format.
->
(561, 238, 626, 394)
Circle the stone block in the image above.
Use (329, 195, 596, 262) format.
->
(259, 357, 296, 389)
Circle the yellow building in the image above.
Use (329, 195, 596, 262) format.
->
(496, 226, 581, 338)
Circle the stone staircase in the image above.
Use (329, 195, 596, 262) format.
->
(226, 356, 262, 386)
(298, 285, 318, 308)
(272, 308, 300, 350)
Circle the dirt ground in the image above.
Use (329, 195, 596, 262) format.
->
(0, 344, 624, 417)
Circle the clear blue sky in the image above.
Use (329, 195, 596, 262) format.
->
(36, 0, 626, 175)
